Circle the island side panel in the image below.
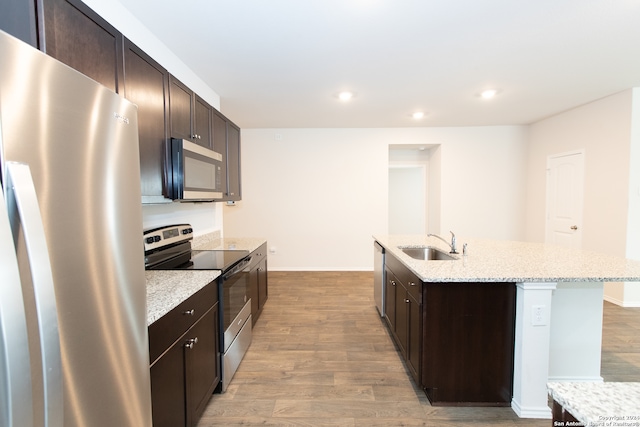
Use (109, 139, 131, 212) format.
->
(512, 282, 556, 419)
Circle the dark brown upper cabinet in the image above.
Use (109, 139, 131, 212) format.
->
(194, 95, 213, 149)
(168, 76, 194, 141)
(226, 122, 242, 201)
(212, 109, 242, 201)
(40, 0, 124, 94)
(169, 76, 214, 150)
(123, 38, 171, 204)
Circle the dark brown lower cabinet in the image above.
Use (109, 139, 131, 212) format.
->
(249, 243, 268, 326)
(149, 281, 220, 427)
(185, 307, 220, 426)
(422, 282, 516, 406)
(384, 252, 516, 406)
(385, 257, 422, 384)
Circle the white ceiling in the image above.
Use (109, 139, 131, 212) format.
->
(117, 0, 640, 129)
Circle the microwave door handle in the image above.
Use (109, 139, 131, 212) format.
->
(0, 186, 34, 427)
(6, 162, 63, 427)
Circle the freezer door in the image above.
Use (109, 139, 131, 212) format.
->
(0, 188, 33, 427)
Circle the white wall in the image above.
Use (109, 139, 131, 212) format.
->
(625, 88, 640, 304)
(223, 126, 528, 270)
(83, 0, 223, 236)
(525, 89, 640, 306)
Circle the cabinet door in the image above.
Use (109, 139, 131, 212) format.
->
(41, 0, 123, 93)
(150, 341, 186, 427)
(225, 123, 242, 201)
(169, 76, 194, 141)
(394, 287, 409, 355)
(257, 257, 268, 312)
(406, 292, 421, 382)
(212, 111, 228, 193)
(384, 268, 397, 332)
(249, 261, 259, 326)
(123, 39, 170, 203)
(185, 306, 219, 427)
(194, 95, 212, 149)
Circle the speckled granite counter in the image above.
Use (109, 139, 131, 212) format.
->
(146, 270, 220, 326)
(548, 382, 640, 425)
(373, 235, 640, 283)
(193, 232, 266, 254)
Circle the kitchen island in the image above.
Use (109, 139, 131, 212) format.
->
(374, 235, 640, 419)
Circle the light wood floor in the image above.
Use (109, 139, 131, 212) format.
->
(197, 272, 640, 426)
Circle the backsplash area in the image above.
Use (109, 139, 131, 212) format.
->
(142, 202, 222, 237)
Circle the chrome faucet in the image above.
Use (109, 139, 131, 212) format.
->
(427, 231, 458, 254)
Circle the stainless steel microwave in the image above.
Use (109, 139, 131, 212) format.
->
(169, 138, 223, 201)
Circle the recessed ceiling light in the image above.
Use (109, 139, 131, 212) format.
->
(412, 111, 425, 120)
(338, 91, 354, 101)
(480, 89, 499, 99)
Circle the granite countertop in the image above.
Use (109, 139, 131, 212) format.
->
(548, 382, 640, 425)
(374, 235, 640, 283)
(193, 233, 266, 253)
(146, 233, 267, 326)
(146, 270, 221, 326)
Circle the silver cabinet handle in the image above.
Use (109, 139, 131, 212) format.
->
(391, 280, 396, 286)
(405, 299, 410, 303)
(185, 337, 199, 349)
(0, 182, 34, 427)
(183, 309, 195, 316)
(571, 225, 578, 230)
(409, 282, 416, 287)
(6, 162, 63, 427)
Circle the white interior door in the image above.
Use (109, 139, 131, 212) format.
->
(545, 151, 584, 248)
(388, 166, 426, 234)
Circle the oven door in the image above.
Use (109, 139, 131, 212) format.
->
(221, 257, 251, 352)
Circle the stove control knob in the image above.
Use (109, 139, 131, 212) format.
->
(145, 237, 154, 244)
(153, 236, 161, 242)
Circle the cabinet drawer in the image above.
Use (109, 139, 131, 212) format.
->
(248, 243, 267, 269)
(404, 274, 421, 302)
(149, 280, 218, 364)
(386, 253, 422, 302)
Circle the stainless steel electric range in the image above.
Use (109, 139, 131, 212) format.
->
(144, 224, 252, 392)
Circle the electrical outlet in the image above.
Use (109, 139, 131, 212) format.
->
(532, 305, 546, 326)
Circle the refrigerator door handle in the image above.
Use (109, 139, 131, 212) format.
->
(0, 188, 33, 427)
(6, 162, 63, 427)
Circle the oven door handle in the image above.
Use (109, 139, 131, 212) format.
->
(223, 256, 252, 280)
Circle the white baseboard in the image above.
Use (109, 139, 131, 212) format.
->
(511, 399, 551, 419)
(603, 295, 640, 307)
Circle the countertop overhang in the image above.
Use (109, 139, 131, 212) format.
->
(374, 235, 640, 283)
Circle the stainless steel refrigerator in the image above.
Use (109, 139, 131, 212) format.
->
(0, 30, 152, 426)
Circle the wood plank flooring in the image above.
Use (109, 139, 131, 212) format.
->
(197, 272, 640, 426)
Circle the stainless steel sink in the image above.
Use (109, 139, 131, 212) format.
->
(399, 246, 457, 261)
